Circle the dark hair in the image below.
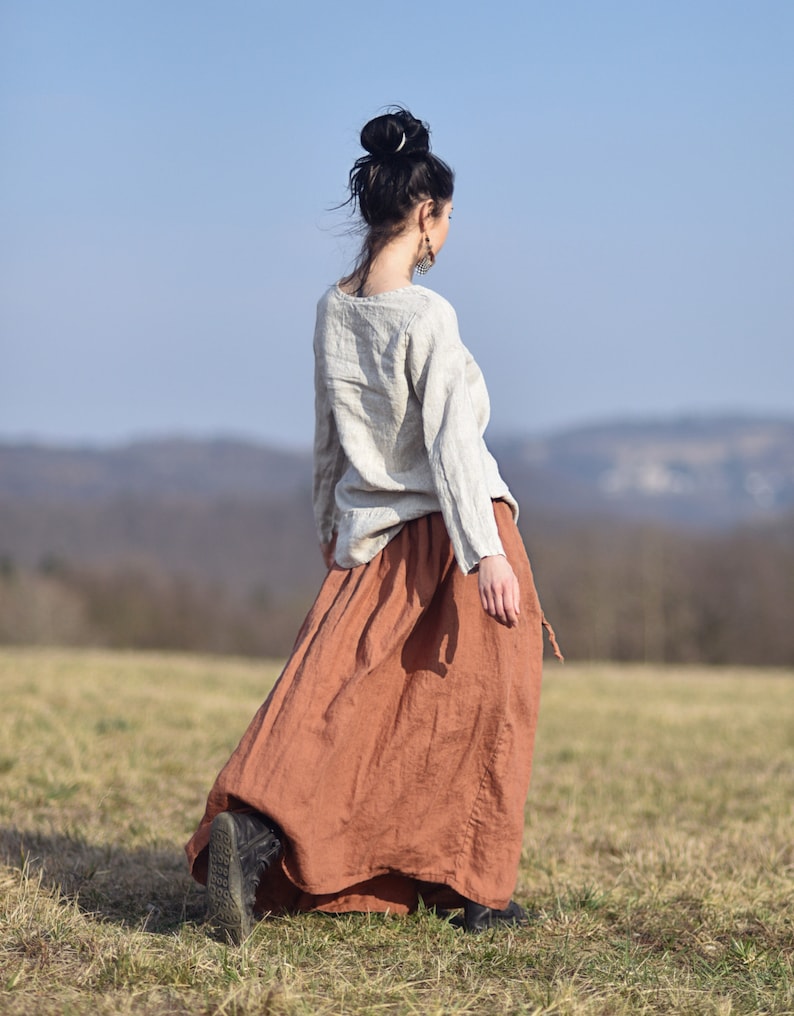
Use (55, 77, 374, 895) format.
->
(342, 107, 454, 287)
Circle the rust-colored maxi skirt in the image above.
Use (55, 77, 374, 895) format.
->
(186, 501, 546, 915)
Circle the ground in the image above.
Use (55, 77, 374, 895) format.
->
(0, 649, 792, 1015)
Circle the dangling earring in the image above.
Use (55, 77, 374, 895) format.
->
(415, 234, 435, 276)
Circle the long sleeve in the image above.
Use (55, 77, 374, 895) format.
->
(313, 350, 347, 544)
(406, 300, 506, 573)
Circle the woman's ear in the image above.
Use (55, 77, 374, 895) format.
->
(416, 198, 436, 232)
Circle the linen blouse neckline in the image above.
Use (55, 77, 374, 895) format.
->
(334, 283, 422, 303)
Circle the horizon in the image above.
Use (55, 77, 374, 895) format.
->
(2, 407, 793, 454)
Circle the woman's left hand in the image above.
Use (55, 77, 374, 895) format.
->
(478, 554, 521, 627)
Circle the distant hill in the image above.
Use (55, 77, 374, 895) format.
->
(2, 415, 793, 521)
(0, 438, 312, 500)
(0, 438, 319, 597)
(493, 414, 794, 528)
(2, 416, 793, 664)
(1, 415, 792, 600)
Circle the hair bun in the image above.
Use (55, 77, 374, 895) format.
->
(360, 108, 431, 158)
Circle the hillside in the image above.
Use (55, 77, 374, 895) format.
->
(3, 415, 793, 523)
(0, 416, 788, 564)
(0, 438, 313, 500)
(1, 416, 792, 664)
(1, 416, 793, 589)
(493, 414, 794, 526)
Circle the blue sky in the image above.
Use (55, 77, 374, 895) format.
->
(1, 1, 792, 448)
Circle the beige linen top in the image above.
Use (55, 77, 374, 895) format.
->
(312, 284, 518, 573)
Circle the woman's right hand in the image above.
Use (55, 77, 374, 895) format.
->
(320, 534, 337, 569)
(478, 554, 520, 627)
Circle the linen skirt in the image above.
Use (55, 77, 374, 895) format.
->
(185, 501, 548, 914)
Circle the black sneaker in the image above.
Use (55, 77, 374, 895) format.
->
(206, 811, 282, 943)
(463, 898, 529, 933)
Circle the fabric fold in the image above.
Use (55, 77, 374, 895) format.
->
(186, 502, 545, 914)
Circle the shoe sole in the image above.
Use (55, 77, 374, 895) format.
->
(206, 813, 252, 944)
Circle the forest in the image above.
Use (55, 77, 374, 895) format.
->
(1, 506, 792, 666)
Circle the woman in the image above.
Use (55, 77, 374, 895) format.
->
(185, 108, 561, 942)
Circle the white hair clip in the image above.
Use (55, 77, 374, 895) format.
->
(394, 132, 406, 153)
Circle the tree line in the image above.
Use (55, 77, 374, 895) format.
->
(1, 509, 792, 666)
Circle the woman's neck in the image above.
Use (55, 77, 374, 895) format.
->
(345, 232, 422, 297)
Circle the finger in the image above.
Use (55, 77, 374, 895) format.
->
(483, 587, 500, 622)
(498, 579, 519, 626)
(494, 583, 512, 625)
(507, 581, 520, 625)
(493, 589, 507, 624)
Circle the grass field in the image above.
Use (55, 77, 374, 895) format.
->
(0, 647, 792, 1015)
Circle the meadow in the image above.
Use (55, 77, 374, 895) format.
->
(0, 648, 791, 1015)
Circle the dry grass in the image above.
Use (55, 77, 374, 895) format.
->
(0, 647, 792, 1014)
